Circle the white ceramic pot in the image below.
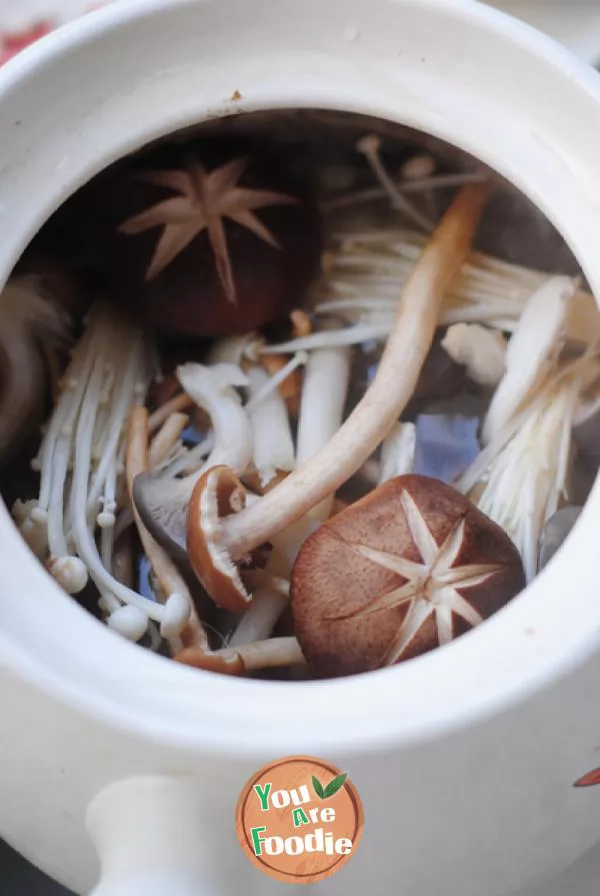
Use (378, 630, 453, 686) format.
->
(3, 1, 600, 894)
(486, 0, 600, 63)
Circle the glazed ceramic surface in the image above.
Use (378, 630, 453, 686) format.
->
(3, 1, 600, 894)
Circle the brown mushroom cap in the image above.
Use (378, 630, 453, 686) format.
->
(187, 465, 252, 612)
(291, 474, 525, 678)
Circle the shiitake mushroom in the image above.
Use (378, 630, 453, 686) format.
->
(24, 137, 322, 339)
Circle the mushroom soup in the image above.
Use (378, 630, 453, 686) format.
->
(1, 110, 597, 680)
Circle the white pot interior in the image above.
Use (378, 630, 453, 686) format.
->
(1, 0, 600, 758)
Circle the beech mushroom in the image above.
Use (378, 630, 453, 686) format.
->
(174, 636, 306, 677)
(133, 362, 253, 559)
(459, 351, 595, 581)
(379, 423, 416, 483)
(186, 183, 491, 605)
(290, 474, 525, 677)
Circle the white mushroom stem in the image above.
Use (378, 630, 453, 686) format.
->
(217, 183, 490, 560)
(12, 499, 48, 559)
(229, 572, 290, 647)
(458, 356, 590, 581)
(246, 366, 295, 487)
(19, 300, 184, 636)
(261, 324, 391, 353)
(127, 407, 208, 652)
(148, 392, 193, 433)
(66, 320, 167, 622)
(441, 323, 507, 387)
(176, 363, 253, 476)
(149, 412, 189, 469)
(483, 276, 576, 444)
(309, 226, 597, 345)
(132, 363, 254, 556)
(356, 134, 434, 231)
(176, 637, 306, 676)
(157, 435, 213, 478)
(295, 345, 352, 522)
(321, 171, 486, 212)
(379, 422, 417, 483)
(205, 331, 264, 366)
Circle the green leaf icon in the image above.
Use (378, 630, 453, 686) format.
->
(323, 773, 348, 799)
(312, 775, 325, 799)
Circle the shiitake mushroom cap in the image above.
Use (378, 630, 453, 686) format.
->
(291, 474, 525, 678)
(25, 137, 322, 338)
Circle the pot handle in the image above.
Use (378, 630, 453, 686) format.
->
(86, 775, 224, 896)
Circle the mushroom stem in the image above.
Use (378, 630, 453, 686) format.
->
(0, 277, 69, 466)
(219, 182, 490, 560)
(133, 363, 253, 557)
(379, 422, 416, 483)
(245, 350, 307, 414)
(260, 353, 303, 416)
(356, 134, 435, 231)
(149, 412, 189, 469)
(482, 276, 576, 444)
(126, 407, 208, 651)
(246, 366, 295, 487)
(148, 393, 193, 433)
(229, 576, 289, 646)
(310, 226, 597, 344)
(175, 637, 305, 676)
(321, 171, 487, 212)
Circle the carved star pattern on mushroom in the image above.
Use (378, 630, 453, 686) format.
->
(118, 156, 297, 303)
(290, 474, 526, 678)
(329, 490, 503, 665)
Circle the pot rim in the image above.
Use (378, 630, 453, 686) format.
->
(1, 0, 600, 757)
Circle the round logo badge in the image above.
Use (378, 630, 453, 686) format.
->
(235, 755, 364, 884)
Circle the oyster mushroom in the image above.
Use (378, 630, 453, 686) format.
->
(187, 182, 490, 606)
(291, 474, 525, 677)
(133, 362, 253, 560)
(379, 422, 416, 483)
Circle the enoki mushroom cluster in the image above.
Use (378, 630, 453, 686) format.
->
(3, 115, 599, 680)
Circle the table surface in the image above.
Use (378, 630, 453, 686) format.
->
(4, 835, 600, 895)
